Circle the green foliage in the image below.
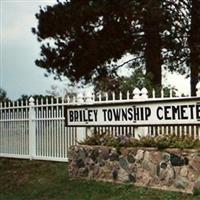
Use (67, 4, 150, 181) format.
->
(94, 68, 151, 94)
(0, 88, 9, 102)
(81, 134, 200, 150)
(94, 68, 177, 98)
(193, 188, 200, 196)
(119, 69, 153, 91)
(119, 69, 177, 97)
(79, 133, 115, 146)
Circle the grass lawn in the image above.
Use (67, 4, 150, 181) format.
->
(1, 158, 200, 200)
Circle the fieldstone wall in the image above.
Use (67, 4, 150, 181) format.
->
(68, 145, 200, 194)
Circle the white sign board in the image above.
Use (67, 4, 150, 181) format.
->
(65, 98, 200, 126)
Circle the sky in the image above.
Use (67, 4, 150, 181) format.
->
(0, 0, 191, 100)
(0, 0, 68, 100)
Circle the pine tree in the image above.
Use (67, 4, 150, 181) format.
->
(33, 0, 189, 90)
(189, 0, 200, 95)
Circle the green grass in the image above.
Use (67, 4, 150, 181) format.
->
(0, 158, 200, 200)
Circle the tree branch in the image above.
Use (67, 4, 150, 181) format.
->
(112, 56, 144, 71)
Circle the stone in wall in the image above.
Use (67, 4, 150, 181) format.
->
(68, 145, 200, 194)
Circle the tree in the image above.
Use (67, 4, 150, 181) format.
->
(33, 0, 189, 90)
(94, 68, 177, 98)
(46, 85, 62, 97)
(188, 0, 200, 96)
(142, 0, 162, 86)
(0, 88, 9, 102)
(17, 94, 60, 105)
(94, 68, 152, 92)
(33, 0, 140, 83)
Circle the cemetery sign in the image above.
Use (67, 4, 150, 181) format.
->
(65, 98, 200, 126)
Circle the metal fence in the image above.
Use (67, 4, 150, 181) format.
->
(1, 84, 200, 162)
(0, 98, 81, 162)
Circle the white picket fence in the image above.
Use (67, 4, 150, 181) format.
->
(0, 98, 81, 162)
(1, 83, 200, 162)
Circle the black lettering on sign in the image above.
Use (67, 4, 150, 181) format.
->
(113, 109, 120, 121)
(145, 107, 151, 120)
(188, 105, 195, 119)
(133, 107, 140, 121)
(74, 111, 79, 121)
(164, 106, 171, 120)
(172, 106, 180, 120)
(128, 108, 133, 121)
(140, 107, 144, 121)
(88, 110, 93, 122)
(79, 110, 82, 121)
(107, 109, 113, 121)
(157, 107, 163, 120)
(122, 108, 128, 121)
(180, 105, 188, 119)
(69, 111, 74, 122)
(94, 110, 98, 121)
(83, 109, 88, 122)
(103, 109, 107, 121)
(196, 104, 200, 120)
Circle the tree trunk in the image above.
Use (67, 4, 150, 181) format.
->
(143, 1, 162, 88)
(189, 0, 200, 96)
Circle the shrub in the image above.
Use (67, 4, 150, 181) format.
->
(80, 133, 200, 149)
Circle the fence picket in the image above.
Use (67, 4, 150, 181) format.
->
(119, 91, 122, 100)
(112, 92, 115, 101)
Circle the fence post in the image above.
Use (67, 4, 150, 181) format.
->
(85, 91, 94, 138)
(75, 92, 87, 143)
(29, 97, 36, 160)
(133, 88, 149, 139)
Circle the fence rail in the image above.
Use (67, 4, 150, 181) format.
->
(1, 83, 200, 162)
